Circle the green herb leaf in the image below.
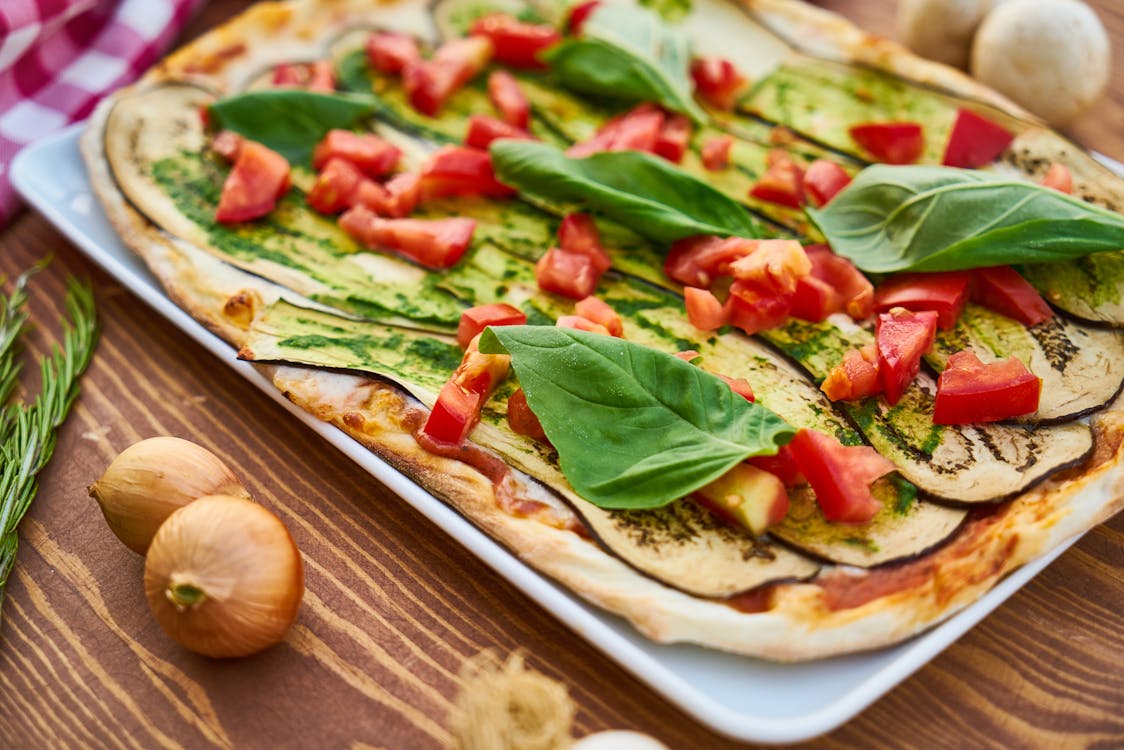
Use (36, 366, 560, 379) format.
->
(208, 90, 377, 165)
(542, 3, 707, 123)
(807, 165, 1124, 273)
(479, 325, 794, 510)
(490, 140, 762, 242)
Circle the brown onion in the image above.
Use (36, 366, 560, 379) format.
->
(144, 494, 303, 658)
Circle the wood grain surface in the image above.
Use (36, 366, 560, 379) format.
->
(2, 1, 1123, 748)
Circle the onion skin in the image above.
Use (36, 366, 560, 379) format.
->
(144, 494, 304, 658)
(89, 436, 251, 554)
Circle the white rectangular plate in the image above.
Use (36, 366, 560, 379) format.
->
(12, 124, 1084, 744)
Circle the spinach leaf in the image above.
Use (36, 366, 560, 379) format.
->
(808, 165, 1124, 273)
(208, 90, 377, 165)
(541, 3, 707, 123)
(490, 140, 762, 242)
(479, 325, 794, 510)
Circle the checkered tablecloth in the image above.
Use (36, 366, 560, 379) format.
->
(0, 0, 204, 227)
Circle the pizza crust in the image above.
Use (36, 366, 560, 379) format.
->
(80, 0, 1124, 661)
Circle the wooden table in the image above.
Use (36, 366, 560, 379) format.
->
(2, 2, 1122, 747)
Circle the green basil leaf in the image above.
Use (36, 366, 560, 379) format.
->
(808, 164, 1124, 273)
(490, 140, 762, 242)
(479, 325, 794, 510)
(208, 90, 377, 165)
(541, 3, 707, 123)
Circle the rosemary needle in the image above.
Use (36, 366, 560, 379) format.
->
(0, 276, 98, 616)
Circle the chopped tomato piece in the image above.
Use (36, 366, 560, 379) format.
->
(690, 56, 747, 110)
(574, 296, 623, 337)
(470, 13, 561, 69)
(684, 286, 728, 331)
(789, 275, 839, 323)
(716, 373, 755, 402)
(307, 157, 364, 214)
(558, 213, 611, 273)
(312, 130, 400, 177)
(404, 36, 493, 116)
(423, 343, 510, 444)
(941, 108, 1014, 168)
(787, 429, 895, 524)
(873, 271, 972, 330)
(790, 244, 873, 322)
(215, 140, 290, 224)
(487, 70, 531, 130)
(457, 303, 526, 349)
(701, 135, 734, 171)
(567, 104, 664, 158)
(694, 463, 787, 535)
(556, 315, 612, 335)
(339, 207, 475, 269)
(803, 159, 852, 207)
(272, 61, 335, 93)
(507, 388, 548, 441)
(749, 150, 804, 209)
(355, 172, 421, 218)
(419, 146, 515, 200)
(1040, 163, 1073, 194)
(654, 114, 692, 164)
(567, 0, 601, 34)
(728, 239, 811, 294)
(464, 114, 534, 150)
(849, 122, 924, 165)
(535, 248, 600, 299)
(821, 345, 881, 402)
(367, 31, 421, 74)
(664, 235, 750, 288)
(748, 444, 802, 487)
(971, 266, 1053, 326)
(876, 308, 938, 405)
(726, 279, 793, 335)
(933, 351, 1040, 425)
(211, 130, 243, 162)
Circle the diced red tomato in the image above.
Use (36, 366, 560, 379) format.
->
(933, 350, 1040, 424)
(367, 31, 421, 74)
(821, 345, 881, 402)
(971, 266, 1053, 326)
(464, 114, 534, 150)
(470, 13, 561, 69)
(423, 343, 511, 443)
(748, 444, 802, 487)
(684, 286, 728, 331)
(873, 271, 972, 330)
(803, 159, 852, 207)
(419, 146, 515, 200)
(849, 122, 924, 165)
(558, 213, 611, 273)
(789, 244, 874, 322)
(355, 172, 421, 218)
(507, 388, 548, 441)
(876, 308, 938, 405)
(728, 239, 811, 294)
(457, 303, 527, 349)
(307, 157, 365, 214)
(716, 373, 755, 402)
(749, 150, 805, 209)
(726, 279, 793, 335)
(487, 70, 531, 130)
(787, 429, 895, 524)
(1040, 163, 1073, 194)
(690, 57, 747, 110)
(654, 114, 692, 164)
(403, 36, 493, 116)
(535, 248, 600, 299)
(567, 0, 601, 34)
(556, 315, 612, 335)
(211, 130, 243, 162)
(664, 235, 751, 288)
(574, 296, 623, 337)
(215, 140, 291, 224)
(701, 135, 734, 171)
(941, 108, 1014, 169)
(272, 61, 335, 93)
(789, 275, 838, 323)
(567, 104, 664, 158)
(312, 129, 401, 177)
(339, 207, 475, 269)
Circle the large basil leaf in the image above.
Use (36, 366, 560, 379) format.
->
(208, 90, 377, 165)
(490, 140, 762, 242)
(808, 165, 1124, 273)
(541, 3, 707, 123)
(478, 325, 794, 510)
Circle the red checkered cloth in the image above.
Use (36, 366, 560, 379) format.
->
(0, 0, 204, 226)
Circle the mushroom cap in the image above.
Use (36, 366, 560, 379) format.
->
(897, 0, 994, 70)
(971, 0, 1111, 127)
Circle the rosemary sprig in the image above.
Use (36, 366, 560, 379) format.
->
(0, 276, 98, 615)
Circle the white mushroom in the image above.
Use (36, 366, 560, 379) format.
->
(971, 0, 1111, 126)
(897, 0, 994, 70)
